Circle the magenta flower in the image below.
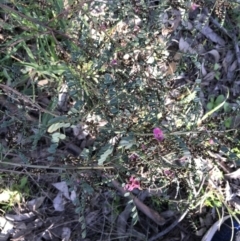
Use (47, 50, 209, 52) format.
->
(124, 176, 141, 191)
(163, 169, 175, 178)
(110, 59, 117, 66)
(129, 153, 139, 161)
(153, 127, 164, 141)
(141, 144, 146, 150)
(209, 139, 214, 145)
(100, 24, 107, 31)
(190, 3, 200, 11)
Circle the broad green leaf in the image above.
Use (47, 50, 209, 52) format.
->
(51, 136, 59, 143)
(224, 117, 232, 128)
(198, 88, 229, 126)
(20, 62, 66, 77)
(47, 156, 54, 161)
(215, 95, 225, 105)
(118, 136, 136, 149)
(81, 230, 86, 239)
(47, 143, 57, 153)
(48, 122, 70, 133)
(206, 102, 213, 110)
(104, 73, 113, 84)
(223, 102, 231, 112)
(58, 134, 66, 140)
(52, 132, 61, 138)
(81, 223, 86, 229)
(98, 147, 113, 165)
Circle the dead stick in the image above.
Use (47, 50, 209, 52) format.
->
(148, 207, 190, 241)
(0, 161, 113, 170)
(110, 178, 166, 226)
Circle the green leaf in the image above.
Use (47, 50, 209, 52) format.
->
(214, 63, 220, 70)
(47, 143, 58, 153)
(223, 102, 231, 112)
(22, 42, 35, 61)
(104, 73, 113, 84)
(20, 177, 28, 189)
(52, 132, 60, 138)
(81, 230, 86, 239)
(206, 102, 213, 110)
(198, 88, 229, 126)
(131, 206, 136, 212)
(224, 117, 232, 128)
(81, 222, 86, 229)
(48, 122, 70, 133)
(215, 95, 225, 105)
(51, 132, 66, 141)
(118, 135, 136, 149)
(132, 210, 138, 225)
(47, 156, 54, 161)
(98, 146, 113, 165)
(51, 136, 59, 143)
(58, 134, 66, 140)
(81, 149, 90, 159)
(81, 182, 94, 194)
(110, 107, 118, 114)
(132, 210, 138, 219)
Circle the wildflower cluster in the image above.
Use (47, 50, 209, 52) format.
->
(125, 127, 165, 191)
(124, 176, 141, 191)
(153, 127, 164, 141)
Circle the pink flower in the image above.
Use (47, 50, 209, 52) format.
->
(209, 139, 214, 145)
(153, 128, 164, 141)
(110, 59, 117, 66)
(178, 156, 188, 166)
(141, 144, 146, 150)
(190, 3, 200, 11)
(129, 153, 139, 161)
(100, 24, 107, 31)
(163, 169, 175, 178)
(124, 176, 141, 191)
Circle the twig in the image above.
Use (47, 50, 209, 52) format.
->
(0, 95, 38, 121)
(0, 84, 59, 117)
(232, 36, 240, 69)
(0, 161, 114, 170)
(108, 177, 166, 226)
(148, 171, 207, 240)
(148, 207, 190, 241)
(0, 168, 58, 175)
(209, 16, 232, 39)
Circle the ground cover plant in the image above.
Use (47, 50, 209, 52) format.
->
(0, 0, 240, 240)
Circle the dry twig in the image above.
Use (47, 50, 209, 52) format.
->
(108, 178, 166, 226)
(0, 84, 59, 117)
